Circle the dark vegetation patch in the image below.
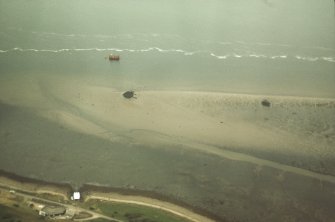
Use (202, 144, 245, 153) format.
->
(261, 99, 271, 107)
(123, 91, 136, 99)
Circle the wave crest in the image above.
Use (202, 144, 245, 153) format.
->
(1, 47, 334, 63)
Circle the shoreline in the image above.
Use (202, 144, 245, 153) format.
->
(140, 89, 335, 104)
(0, 169, 220, 222)
(142, 89, 335, 101)
(0, 169, 73, 200)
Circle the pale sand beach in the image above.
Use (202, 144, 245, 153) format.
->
(1, 72, 335, 177)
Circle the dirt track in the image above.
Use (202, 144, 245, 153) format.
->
(85, 193, 216, 222)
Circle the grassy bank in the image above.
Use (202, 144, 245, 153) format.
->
(83, 199, 191, 222)
(0, 170, 212, 222)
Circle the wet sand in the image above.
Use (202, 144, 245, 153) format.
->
(1, 73, 335, 221)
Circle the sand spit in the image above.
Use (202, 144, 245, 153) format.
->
(41, 82, 335, 174)
(1, 73, 334, 175)
(0, 170, 217, 222)
(41, 81, 334, 150)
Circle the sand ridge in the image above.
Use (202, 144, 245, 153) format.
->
(42, 80, 334, 158)
(1, 73, 335, 178)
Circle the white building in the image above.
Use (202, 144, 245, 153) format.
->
(71, 192, 80, 200)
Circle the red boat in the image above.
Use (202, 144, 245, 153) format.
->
(108, 54, 120, 61)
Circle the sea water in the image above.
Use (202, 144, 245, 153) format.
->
(1, 1, 335, 221)
(0, 0, 334, 97)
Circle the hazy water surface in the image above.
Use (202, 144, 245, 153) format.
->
(1, 1, 335, 221)
(1, 0, 334, 96)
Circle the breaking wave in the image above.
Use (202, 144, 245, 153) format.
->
(1, 47, 334, 63)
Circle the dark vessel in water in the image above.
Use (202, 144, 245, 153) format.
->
(108, 54, 120, 61)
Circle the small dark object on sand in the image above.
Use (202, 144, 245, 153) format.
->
(123, 91, 136, 99)
(261, 99, 271, 107)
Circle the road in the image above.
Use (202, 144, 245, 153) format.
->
(0, 186, 122, 222)
(86, 194, 215, 222)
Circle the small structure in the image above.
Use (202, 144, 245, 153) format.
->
(108, 54, 120, 61)
(71, 192, 81, 200)
(39, 206, 66, 217)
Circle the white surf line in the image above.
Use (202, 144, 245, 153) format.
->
(185, 141, 335, 184)
(0, 47, 198, 56)
(210, 52, 335, 62)
(226, 40, 335, 52)
(1, 47, 334, 62)
(86, 195, 215, 222)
